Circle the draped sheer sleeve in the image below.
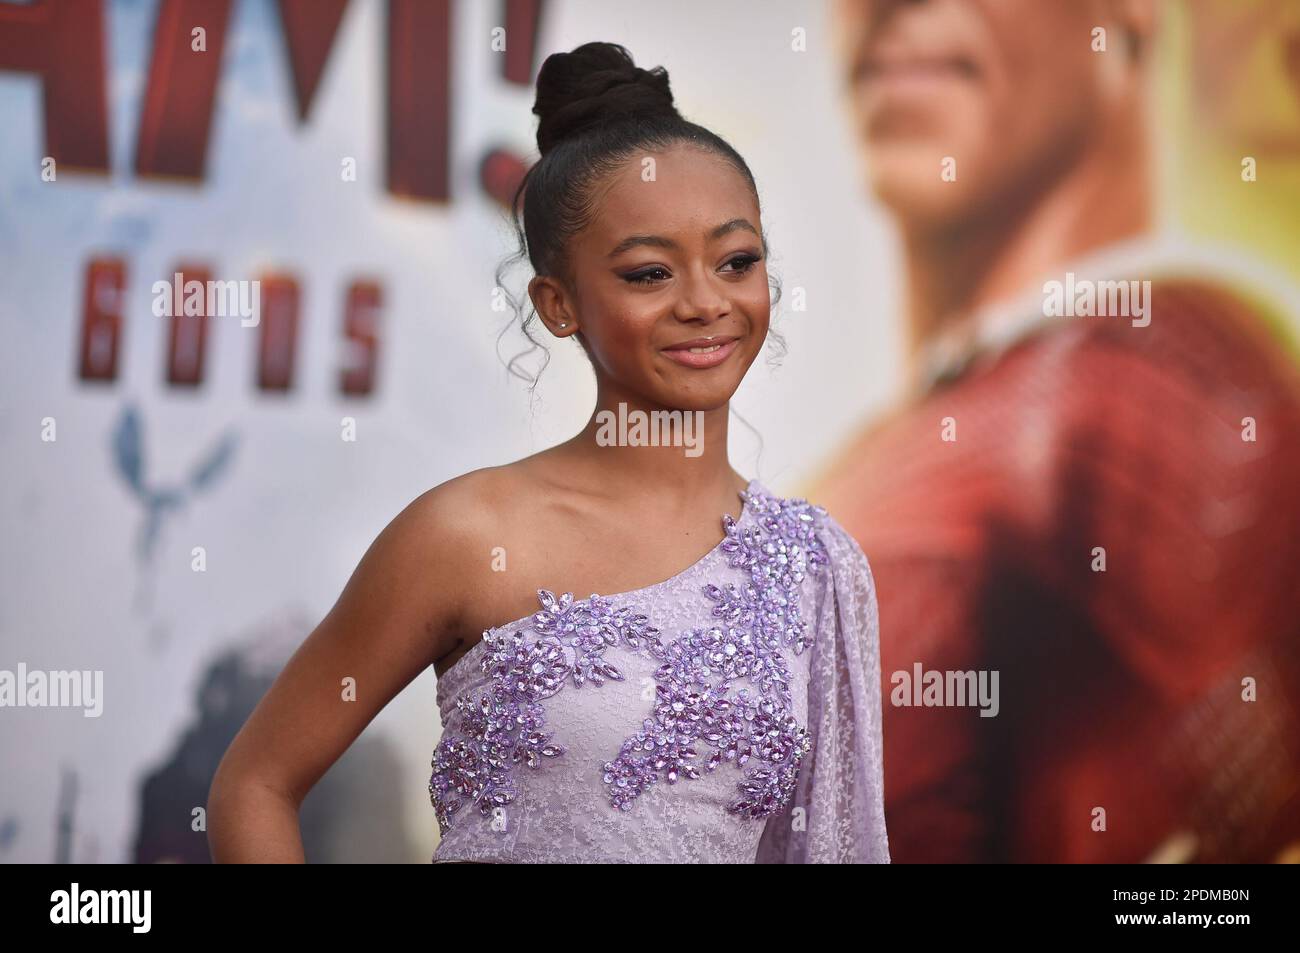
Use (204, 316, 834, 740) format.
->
(755, 514, 891, 863)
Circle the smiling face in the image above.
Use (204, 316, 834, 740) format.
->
(832, 0, 1124, 231)
(529, 143, 770, 412)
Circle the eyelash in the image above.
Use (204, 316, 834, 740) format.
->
(623, 253, 761, 286)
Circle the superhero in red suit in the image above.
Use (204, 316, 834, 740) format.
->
(817, 0, 1300, 862)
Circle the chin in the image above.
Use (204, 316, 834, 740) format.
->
(649, 340, 759, 412)
(868, 147, 983, 231)
(656, 380, 740, 414)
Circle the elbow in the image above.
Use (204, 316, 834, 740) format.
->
(206, 756, 240, 862)
(206, 757, 305, 864)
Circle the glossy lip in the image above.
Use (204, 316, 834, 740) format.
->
(661, 335, 741, 370)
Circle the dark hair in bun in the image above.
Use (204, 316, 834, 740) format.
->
(532, 43, 679, 155)
(496, 42, 781, 385)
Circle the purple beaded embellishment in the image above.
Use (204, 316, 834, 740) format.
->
(427, 593, 664, 834)
(427, 631, 568, 834)
(428, 488, 828, 833)
(601, 490, 828, 817)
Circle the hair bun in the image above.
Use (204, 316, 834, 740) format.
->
(533, 42, 678, 155)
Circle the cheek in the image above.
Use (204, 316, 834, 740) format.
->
(966, 43, 1094, 185)
(742, 281, 772, 338)
(580, 290, 660, 371)
(990, 8, 1099, 120)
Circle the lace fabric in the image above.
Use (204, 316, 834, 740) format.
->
(429, 479, 890, 863)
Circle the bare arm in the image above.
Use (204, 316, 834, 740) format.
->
(207, 483, 477, 862)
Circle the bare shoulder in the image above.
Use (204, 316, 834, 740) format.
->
(326, 465, 523, 662)
(390, 465, 522, 575)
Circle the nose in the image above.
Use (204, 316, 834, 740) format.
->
(671, 265, 731, 324)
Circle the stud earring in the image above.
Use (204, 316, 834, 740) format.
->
(558, 323, 568, 329)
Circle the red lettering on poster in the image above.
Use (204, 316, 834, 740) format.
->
(135, 0, 233, 180)
(0, 0, 109, 172)
(340, 280, 381, 396)
(387, 0, 451, 201)
(79, 258, 126, 382)
(257, 275, 299, 392)
(276, 0, 350, 120)
(501, 0, 544, 85)
(166, 265, 211, 387)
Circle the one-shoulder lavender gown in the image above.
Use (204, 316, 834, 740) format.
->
(428, 479, 891, 863)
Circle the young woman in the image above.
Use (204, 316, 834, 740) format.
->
(207, 42, 889, 864)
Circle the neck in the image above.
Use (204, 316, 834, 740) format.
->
(549, 383, 744, 507)
(899, 113, 1152, 387)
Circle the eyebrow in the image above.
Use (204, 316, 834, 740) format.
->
(606, 218, 759, 258)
